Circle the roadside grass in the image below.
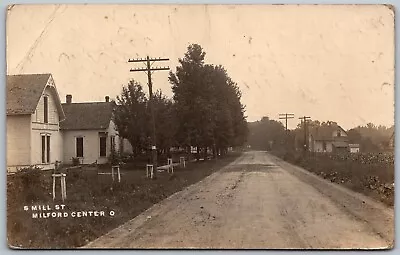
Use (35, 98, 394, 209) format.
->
(272, 150, 394, 207)
(7, 152, 240, 249)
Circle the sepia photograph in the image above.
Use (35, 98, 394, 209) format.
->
(6, 4, 395, 249)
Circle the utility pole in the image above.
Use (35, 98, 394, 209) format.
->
(279, 113, 295, 150)
(128, 56, 170, 179)
(279, 113, 295, 134)
(299, 116, 311, 152)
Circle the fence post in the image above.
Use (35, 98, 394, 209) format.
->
(180, 157, 186, 168)
(167, 158, 173, 173)
(117, 166, 121, 183)
(146, 164, 153, 178)
(61, 174, 67, 201)
(52, 173, 67, 201)
(52, 175, 56, 200)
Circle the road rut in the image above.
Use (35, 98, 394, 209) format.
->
(84, 151, 393, 249)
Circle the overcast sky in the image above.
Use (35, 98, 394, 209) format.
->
(7, 4, 395, 130)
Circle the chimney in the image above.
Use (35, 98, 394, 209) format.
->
(105, 96, 110, 102)
(66, 94, 72, 104)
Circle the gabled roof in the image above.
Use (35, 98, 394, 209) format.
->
(309, 123, 347, 141)
(7, 74, 65, 119)
(60, 102, 114, 130)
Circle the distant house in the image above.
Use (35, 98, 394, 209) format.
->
(308, 123, 349, 153)
(6, 74, 65, 171)
(349, 144, 360, 153)
(60, 95, 132, 165)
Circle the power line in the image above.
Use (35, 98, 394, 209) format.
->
(128, 56, 170, 179)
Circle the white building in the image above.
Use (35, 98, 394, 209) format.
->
(349, 144, 360, 153)
(7, 74, 65, 171)
(60, 95, 124, 164)
(6, 74, 133, 172)
(308, 123, 349, 153)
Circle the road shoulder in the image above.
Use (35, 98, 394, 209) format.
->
(268, 153, 394, 247)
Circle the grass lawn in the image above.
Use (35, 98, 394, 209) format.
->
(7, 152, 241, 249)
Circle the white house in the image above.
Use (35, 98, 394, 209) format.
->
(7, 74, 65, 172)
(60, 95, 132, 165)
(7, 74, 134, 172)
(308, 123, 349, 153)
(349, 144, 360, 153)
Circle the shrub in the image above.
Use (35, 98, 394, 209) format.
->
(14, 165, 48, 203)
(120, 152, 134, 163)
(278, 151, 394, 206)
(16, 165, 43, 186)
(17, 165, 42, 173)
(72, 157, 80, 166)
(108, 147, 122, 165)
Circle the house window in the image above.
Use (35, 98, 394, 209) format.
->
(76, 137, 84, 157)
(110, 136, 115, 152)
(99, 136, 107, 157)
(47, 136, 51, 163)
(337, 130, 341, 137)
(41, 134, 50, 163)
(44, 96, 48, 123)
(42, 136, 46, 163)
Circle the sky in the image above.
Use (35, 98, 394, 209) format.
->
(6, 4, 395, 130)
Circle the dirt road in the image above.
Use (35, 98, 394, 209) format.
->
(84, 151, 393, 249)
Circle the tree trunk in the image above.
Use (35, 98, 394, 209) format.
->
(221, 147, 227, 156)
(167, 147, 171, 159)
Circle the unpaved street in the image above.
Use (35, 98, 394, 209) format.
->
(84, 151, 393, 249)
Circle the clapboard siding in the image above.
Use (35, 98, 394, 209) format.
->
(7, 115, 31, 170)
(63, 120, 119, 164)
(32, 87, 59, 125)
(30, 85, 63, 168)
(7, 74, 65, 171)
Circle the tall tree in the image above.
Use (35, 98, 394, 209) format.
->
(169, 44, 208, 151)
(247, 117, 286, 151)
(210, 65, 247, 154)
(169, 44, 248, 157)
(350, 123, 394, 152)
(152, 89, 178, 153)
(113, 80, 149, 155)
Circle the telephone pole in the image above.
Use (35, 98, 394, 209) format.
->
(279, 113, 294, 150)
(299, 116, 311, 152)
(128, 56, 170, 179)
(279, 113, 295, 134)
